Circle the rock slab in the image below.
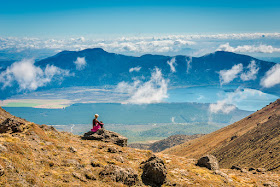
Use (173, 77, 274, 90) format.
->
(141, 156, 167, 187)
(81, 129, 128, 147)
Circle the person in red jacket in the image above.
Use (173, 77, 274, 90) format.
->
(91, 114, 104, 132)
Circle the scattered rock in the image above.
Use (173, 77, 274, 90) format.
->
(214, 170, 232, 183)
(231, 165, 242, 171)
(196, 155, 219, 171)
(63, 159, 80, 167)
(114, 156, 124, 163)
(107, 147, 118, 153)
(82, 129, 128, 147)
(263, 181, 278, 187)
(91, 160, 102, 167)
(230, 135, 238, 141)
(99, 165, 139, 186)
(248, 167, 255, 171)
(72, 172, 87, 182)
(68, 146, 77, 153)
(0, 164, 4, 176)
(85, 173, 97, 180)
(0, 144, 7, 153)
(257, 168, 266, 172)
(0, 118, 26, 133)
(141, 155, 167, 187)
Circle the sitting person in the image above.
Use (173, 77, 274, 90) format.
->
(91, 114, 104, 132)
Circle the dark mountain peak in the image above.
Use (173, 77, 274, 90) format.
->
(80, 48, 106, 54)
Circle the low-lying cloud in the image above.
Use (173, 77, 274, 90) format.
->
(74, 57, 86, 70)
(116, 67, 168, 104)
(129, 66, 141, 73)
(260, 64, 280, 88)
(217, 43, 280, 53)
(0, 59, 71, 91)
(219, 64, 243, 85)
(240, 60, 259, 81)
(186, 57, 192, 73)
(167, 57, 176, 73)
(209, 88, 266, 114)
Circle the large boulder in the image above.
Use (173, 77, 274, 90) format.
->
(141, 156, 167, 187)
(196, 155, 220, 171)
(99, 164, 139, 186)
(81, 129, 127, 147)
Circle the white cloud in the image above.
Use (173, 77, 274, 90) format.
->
(129, 66, 141, 73)
(186, 57, 192, 73)
(260, 64, 280, 88)
(209, 100, 236, 114)
(116, 67, 168, 104)
(209, 88, 265, 114)
(74, 57, 87, 70)
(240, 60, 259, 81)
(219, 64, 243, 85)
(167, 57, 176, 73)
(0, 59, 70, 91)
(171, 117, 175, 123)
(217, 43, 280, 53)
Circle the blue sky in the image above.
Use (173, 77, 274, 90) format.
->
(1, 0, 280, 37)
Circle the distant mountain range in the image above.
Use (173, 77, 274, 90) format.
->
(0, 48, 279, 99)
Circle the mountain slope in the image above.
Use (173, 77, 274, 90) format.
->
(163, 99, 280, 171)
(1, 107, 280, 186)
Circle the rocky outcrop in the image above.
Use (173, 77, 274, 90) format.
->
(81, 129, 128, 147)
(0, 118, 27, 133)
(141, 156, 167, 187)
(99, 165, 139, 186)
(196, 155, 219, 171)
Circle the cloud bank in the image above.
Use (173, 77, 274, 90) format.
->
(217, 43, 280, 53)
(0, 59, 70, 91)
(261, 64, 280, 88)
(219, 64, 243, 85)
(2, 33, 280, 58)
(116, 67, 168, 104)
(74, 57, 86, 70)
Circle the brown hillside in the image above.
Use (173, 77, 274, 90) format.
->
(163, 99, 280, 162)
(212, 113, 280, 170)
(129, 134, 205, 152)
(0, 107, 280, 186)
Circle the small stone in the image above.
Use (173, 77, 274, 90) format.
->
(0, 144, 7, 153)
(72, 172, 87, 182)
(69, 146, 77, 153)
(85, 173, 97, 180)
(256, 168, 266, 172)
(231, 165, 241, 171)
(0, 164, 4, 176)
(91, 160, 102, 167)
(107, 147, 118, 153)
(248, 167, 255, 171)
(263, 181, 278, 187)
